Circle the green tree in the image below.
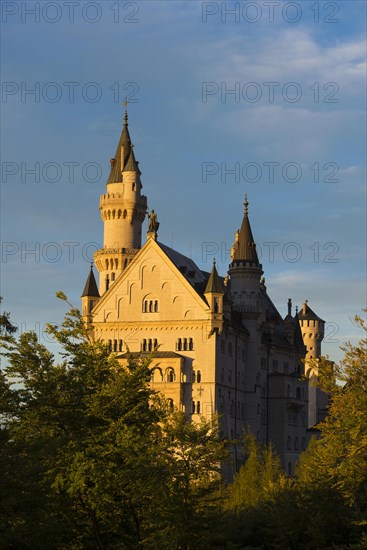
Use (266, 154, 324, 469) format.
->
(1, 296, 228, 549)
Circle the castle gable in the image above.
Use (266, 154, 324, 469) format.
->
(91, 238, 210, 325)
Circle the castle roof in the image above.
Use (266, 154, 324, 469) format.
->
(205, 260, 224, 294)
(297, 302, 324, 323)
(81, 265, 100, 298)
(107, 109, 132, 184)
(232, 194, 259, 264)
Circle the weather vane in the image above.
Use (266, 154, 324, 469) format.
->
(123, 97, 128, 109)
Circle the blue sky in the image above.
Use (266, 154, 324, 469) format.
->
(1, 0, 366, 362)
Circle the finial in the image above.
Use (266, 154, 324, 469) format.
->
(123, 98, 128, 124)
(295, 305, 298, 314)
(244, 193, 249, 215)
(305, 299, 308, 305)
(213, 258, 216, 267)
(288, 298, 292, 316)
(90, 261, 93, 269)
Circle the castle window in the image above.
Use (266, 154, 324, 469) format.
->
(192, 401, 196, 414)
(123, 210, 127, 219)
(221, 339, 225, 354)
(154, 300, 158, 312)
(197, 401, 201, 414)
(176, 338, 182, 351)
(296, 387, 301, 400)
(119, 340, 123, 352)
(151, 368, 163, 383)
(143, 301, 147, 313)
(189, 338, 194, 350)
(111, 272, 115, 282)
(141, 339, 147, 352)
(214, 299, 219, 313)
(166, 368, 175, 383)
(108, 339, 112, 351)
(153, 339, 158, 350)
(113, 339, 118, 352)
(192, 370, 196, 383)
(287, 436, 291, 450)
(196, 370, 201, 383)
(105, 276, 110, 292)
(272, 359, 278, 372)
(294, 437, 299, 450)
(183, 338, 188, 351)
(149, 301, 153, 312)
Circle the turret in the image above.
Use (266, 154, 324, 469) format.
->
(227, 194, 263, 313)
(297, 300, 326, 426)
(94, 107, 148, 294)
(81, 264, 100, 320)
(204, 259, 224, 332)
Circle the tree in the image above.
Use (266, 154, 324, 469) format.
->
(0, 295, 229, 549)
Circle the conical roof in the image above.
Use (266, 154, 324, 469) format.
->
(81, 265, 100, 298)
(106, 110, 131, 184)
(205, 260, 224, 294)
(124, 145, 139, 172)
(232, 195, 259, 263)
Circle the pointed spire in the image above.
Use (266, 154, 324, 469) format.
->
(205, 259, 224, 294)
(124, 144, 139, 172)
(81, 264, 100, 298)
(106, 104, 132, 184)
(288, 298, 292, 316)
(232, 194, 259, 263)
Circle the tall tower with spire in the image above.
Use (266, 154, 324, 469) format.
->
(228, 194, 263, 313)
(93, 107, 148, 294)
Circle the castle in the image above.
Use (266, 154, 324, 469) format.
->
(81, 108, 326, 476)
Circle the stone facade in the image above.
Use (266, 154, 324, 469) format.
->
(81, 110, 326, 477)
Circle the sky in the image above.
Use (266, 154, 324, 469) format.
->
(1, 0, 366, 363)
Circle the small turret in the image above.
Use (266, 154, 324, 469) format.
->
(81, 264, 100, 319)
(204, 259, 224, 331)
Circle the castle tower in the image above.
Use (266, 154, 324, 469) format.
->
(297, 301, 326, 426)
(227, 194, 263, 313)
(94, 108, 148, 294)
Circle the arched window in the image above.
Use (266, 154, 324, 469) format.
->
(143, 300, 147, 313)
(287, 436, 291, 450)
(176, 338, 182, 351)
(294, 437, 299, 450)
(119, 339, 123, 352)
(154, 300, 158, 312)
(142, 339, 147, 352)
(189, 338, 193, 350)
(196, 370, 201, 383)
(153, 339, 158, 350)
(192, 370, 196, 383)
(192, 401, 196, 414)
(167, 368, 175, 383)
(183, 338, 188, 351)
(113, 339, 117, 352)
(111, 272, 115, 282)
(214, 299, 219, 313)
(296, 387, 301, 400)
(149, 300, 153, 312)
(196, 401, 201, 414)
(108, 339, 112, 351)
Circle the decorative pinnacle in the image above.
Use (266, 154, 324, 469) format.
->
(213, 258, 216, 267)
(123, 98, 128, 124)
(90, 262, 93, 269)
(244, 193, 249, 215)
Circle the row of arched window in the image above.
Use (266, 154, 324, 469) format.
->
(141, 338, 158, 352)
(151, 367, 176, 383)
(143, 300, 159, 313)
(176, 338, 194, 351)
(108, 339, 123, 352)
(192, 401, 201, 414)
(192, 370, 201, 383)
